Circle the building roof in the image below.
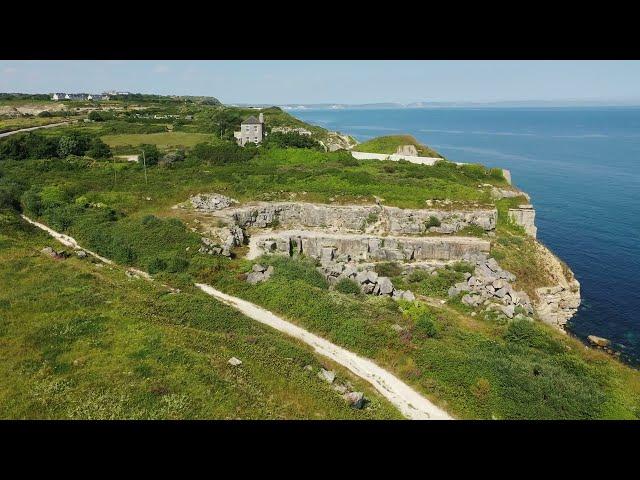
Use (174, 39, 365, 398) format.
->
(242, 115, 262, 125)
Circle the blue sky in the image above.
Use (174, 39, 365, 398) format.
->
(1, 60, 639, 104)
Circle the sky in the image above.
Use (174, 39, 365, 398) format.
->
(1, 60, 640, 105)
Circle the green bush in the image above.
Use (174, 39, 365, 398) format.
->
(414, 310, 439, 338)
(148, 257, 168, 274)
(335, 278, 361, 295)
(139, 144, 160, 166)
(374, 262, 403, 278)
(264, 131, 323, 150)
(86, 138, 112, 159)
(425, 216, 441, 228)
(188, 142, 256, 164)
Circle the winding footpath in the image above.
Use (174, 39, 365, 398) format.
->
(0, 122, 69, 138)
(21, 214, 452, 420)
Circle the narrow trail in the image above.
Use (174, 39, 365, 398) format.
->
(22, 214, 453, 420)
(0, 122, 69, 138)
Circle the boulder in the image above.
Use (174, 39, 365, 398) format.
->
(355, 271, 369, 284)
(494, 287, 508, 298)
(41, 246, 57, 258)
(402, 290, 416, 302)
(228, 357, 242, 366)
(587, 335, 611, 348)
(501, 304, 515, 319)
(343, 391, 365, 409)
(76, 250, 88, 258)
(318, 368, 336, 384)
(377, 277, 394, 295)
(252, 264, 267, 273)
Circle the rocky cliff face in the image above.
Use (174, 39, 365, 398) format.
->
(193, 200, 497, 236)
(532, 242, 581, 329)
(248, 230, 490, 262)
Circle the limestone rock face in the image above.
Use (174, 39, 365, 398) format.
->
(195, 199, 497, 236)
(250, 230, 490, 263)
(508, 205, 537, 238)
(587, 335, 611, 348)
(190, 193, 238, 211)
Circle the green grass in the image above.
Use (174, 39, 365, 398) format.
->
(353, 134, 443, 158)
(101, 132, 215, 149)
(194, 254, 640, 419)
(0, 213, 400, 419)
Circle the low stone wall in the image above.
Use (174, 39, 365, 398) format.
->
(249, 230, 490, 262)
(207, 201, 497, 236)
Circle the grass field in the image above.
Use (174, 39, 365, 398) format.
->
(0, 117, 69, 134)
(353, 134, 443, 158)
(0, 213, 401, 419)
(101, 132, 215, 148)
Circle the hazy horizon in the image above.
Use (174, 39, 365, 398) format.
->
(2, 60, 640, 105)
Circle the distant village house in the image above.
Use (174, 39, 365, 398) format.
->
(234, 113, 266, 146)
(51, 93, 109, 101)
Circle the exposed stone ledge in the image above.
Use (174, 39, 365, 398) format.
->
(509, 204, 537, 238)
(247, 230, 490, 262)
(191, 199, 497, 236)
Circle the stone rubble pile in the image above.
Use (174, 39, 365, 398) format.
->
(447, 255, 534, 318)
(316, 260, 415, 302)
(199, 226, 245, 257)
(190, 193, 238, 211)
(245, 264, 274, 284)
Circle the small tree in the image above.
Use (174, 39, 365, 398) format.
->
(139, 144, 160, 166)
(86, 138, 112, 159)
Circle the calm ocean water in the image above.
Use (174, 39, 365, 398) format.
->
(293, 107, 640, 365)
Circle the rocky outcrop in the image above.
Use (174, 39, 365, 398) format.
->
(246, 264, 274, 284)
(190, 193, 238, 211)
(508, 204, 537, 238)
(447, 254, 534, 315)
(250, 230, 490, 263)
(316, 260, 415, 301)
(210, 201, 496, 236)
(531, 242, 581, 329)
(395, 144, 419, 156)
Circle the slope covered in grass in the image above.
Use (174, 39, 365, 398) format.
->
(0, 213, 401, 419)
(353, 134, 443, 158)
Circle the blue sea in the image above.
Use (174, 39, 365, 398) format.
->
(293, 107, 640, 365)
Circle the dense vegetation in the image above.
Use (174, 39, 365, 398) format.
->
(2, 96, 639, 419)
(0, 213, 398, 419)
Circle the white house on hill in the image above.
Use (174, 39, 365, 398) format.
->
(234, 113, 266, 146)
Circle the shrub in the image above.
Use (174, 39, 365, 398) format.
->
(0, 183, 22, 212)
(188, 142, 256, 164)
(425, 216, 441, 228)
(57, 133, 92, 158)
(21, 186, 43, 216)
(167, 255, 189, 273)
(148, 257, 168, 274)
(37, 111, 52, 118)
(414, 310, 438, 338)
(263, 131, 322, 150)
(86, 138, 112, 159)
(374, 262, 403, 278)
(138, 144, 160, 166)
(335, 278, 361, 295)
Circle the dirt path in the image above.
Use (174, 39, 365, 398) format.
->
(195, 283, 452, 420)
(0, 122, 69, 138)
(22, 214, 453, 420)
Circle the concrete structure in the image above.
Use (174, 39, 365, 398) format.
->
(508, 204, 537, 237)
(51, 93, 108, 101)
(234, 113, 265, 146)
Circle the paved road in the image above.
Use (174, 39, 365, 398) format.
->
(0, 122, 69, 138)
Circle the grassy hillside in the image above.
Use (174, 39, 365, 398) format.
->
(353, 134, 443, 158)
(101, 132, 215, 148)
(2, 97, 639, 419)
(0, 212, 400, 419)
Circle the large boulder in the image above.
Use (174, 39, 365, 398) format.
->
(343, 391, 365, 409)
(377, 277, 394, 295)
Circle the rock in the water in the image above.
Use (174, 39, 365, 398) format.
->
(587, 335, 611, 348)
(343, 391, 365, 409)
(318, 368, 336, 384)
(228, 357, 242, 366)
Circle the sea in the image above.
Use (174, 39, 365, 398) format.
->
(293, 107, 640, 365)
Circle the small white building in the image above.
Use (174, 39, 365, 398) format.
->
(234, 113, 266, 146)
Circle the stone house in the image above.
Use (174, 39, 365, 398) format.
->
(234, 113, 265, 146)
